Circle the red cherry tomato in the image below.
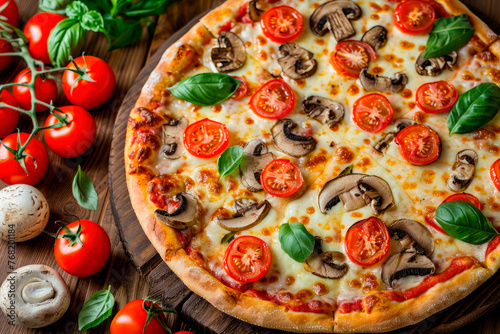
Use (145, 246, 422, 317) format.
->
(330, 40, 377, 78)
(0, 132, 48, 185)
(260, 6, 304, 43)
(0, 39, 13, 71)
(224, 236, 271, 283)
(24, 12, 66, 64)
(63, 55, 116, 109)
(425, 213, 448, 235)
(110, 300, 169, 334)
(491, 158, 500, 192)
(183, 118, 229, 158)
(352, 93, 394, 133)
(395, 124, 441, 165)
(394, 0, 436, 35)
(249, 79, 295, 119)
(260, 158, 304, 197)
(43, 105, 96, 158)
(0, 89, 19, 139)
(416, 81, 458, 114)
(0, 0, 19, 27)
(443, 193, 483, 210)
(13, 68, 58, 112)
(231, 76, 248, 99)
(345, 217, 390, 266)
(54, 220, 111, 277)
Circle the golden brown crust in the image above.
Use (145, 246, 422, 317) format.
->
(199, 0, 248, 36)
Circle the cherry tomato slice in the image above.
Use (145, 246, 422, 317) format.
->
(395, 124, 441, 165)
(394, 0, 436, 35)
(425, 213, 448, 235)
(416, 81, 458, 114)
(231, 76, 248, 99)
(249, 79, 295, 119)
(443, 193, 483, 210)
(224, 236, 271, 283)
(352, 93, 394, 133)
(345, 217, 390, 266)
(260, 158, 304, 197)
(491, 158, 500, 192)
(183, 118, 229, 158)
(260, 6, 304, 43)
(330, 40, 377, 78)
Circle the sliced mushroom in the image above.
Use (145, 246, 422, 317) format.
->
(359, 68, 408, 94)
(303, 237, 348, 278)
(303, 96, 344, 126)
(361, 25, 388, 51)
(211, 31, 246, 72)
(248, 0, 264, 22)
(155, 192, 198, 229)
(415, 51, 458, 76)
(161, 117, 188, 159)
(447, 149, 478, 192)
(271, 119, 316, 157)
(318, 173, 394, 215)
(382, 252, 435, 288)
(217, 200, 271, 231)
(278, 43, 317, 79)
(389, 219, 434, 257)
(240, 139, 274, 192)
(374, 119, 416, 153)
(310, 0, 362, 41)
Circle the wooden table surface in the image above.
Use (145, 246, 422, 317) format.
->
(0, 1, 499, 333)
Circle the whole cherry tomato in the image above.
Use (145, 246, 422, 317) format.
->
(260, 6, 304, 43)
(224, 236, 271, 282)
(0, 132, 48, 185)
(0, 39, 13, 71)
(0, 0, 19, 27)
(24, 12, 66, 64)
(345, 217, 390, 266)
(13, 68, 58, 112)
(54, 220, 111, 277)
(62, 55, 116, 109)
(44, 105, 96, 158)
(110, 299, 171, 334)
(0, 89, 19, 139)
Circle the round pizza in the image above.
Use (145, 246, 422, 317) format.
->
(125, 0, 500, 332)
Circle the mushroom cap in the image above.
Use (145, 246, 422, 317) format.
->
(248, 0, 264, 22)
(415, 51, 457, 76)
(0, 185, 50, 242)
(389, 219, 434, 257)
(374, 119, 415, 153)
(271, 119, 316, 157)
(382, 252, 435, 288)
(310, 0, 362, 36)
(361, 25, 388, 51)
(240, 139, 274, 192)
(447, 149, 478, 192)
(211, 31, 246, 72)
(303, 237, 348, 278)
(303, 96, 344, 126)
(217, 200, 271, 231)
(278, 43, 317, 79)
(359, 68, 408, 94)
(0, 265, 70, 328)
(155, 192, 199, 229)
(161, 117, 188, 160)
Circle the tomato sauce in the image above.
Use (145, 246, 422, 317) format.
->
(245, 289, 333, 314)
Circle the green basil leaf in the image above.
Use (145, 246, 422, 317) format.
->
(447, 83, 500, 134)
(424, 14, 474, 59)
(85, 0, 113, 13)
(103, 17, 144, 51)
(221, 231, 237, 244)
(81, 10, 105, 32)
(39, 0, 71, 14)
(279, 222, 315, 262)
(338, 165, 353, 177)
(217, 146, 244, 178)
(48, 18, 87, 67)
(123, 0, 174, 18)
(72, 165, 98, 211)
(65, 1, 89, 19)
(78, 285, 115, 331)
(436, 201, 498, 245)
(169, 73, 241, 107)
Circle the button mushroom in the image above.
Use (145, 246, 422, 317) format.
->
(415, 51, 458, 76)
(359, 68, 408, 94)
(303, 96, 345, 126)
(318, 173, 394, 215)
(0, 185, 49, 242)
(373, 119, 416, 153)
(240, 139, 274, 192)
(248, 0, 264, 22)
(389, 219, 434, 257)
(278, 43, 317, 79)
(303, 237, 348, 278)
(447, 149, 478, 192)
(154, 192, 198, 229)
(310, 0, 362, 41)
(217, 200, 271, 231)
(161, 117, 188, 160)
(361, 25, 388, 51)
(382, 252, 435, 288)
(0, 265, 70, 328)
(271, 119, 316, 157)
(211, 31, 246, 72)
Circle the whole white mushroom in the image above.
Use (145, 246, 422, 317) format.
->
(0, 185, 50, 242)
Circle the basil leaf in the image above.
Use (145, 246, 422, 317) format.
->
(436, 201, 498, 245)
(65, 1, 89, 19)
(72, 165, 98, 211)
(338, 165, 353, 177)
(221, 231, 237, 244)
(81, 11, 105, 32)
(217, 146, 244, 178)
(48, 18, 87, 67)
(279, 222, 315, 262)
(78, 285, 115, 331)
(169, 73, 241, 107)
(103, 17, 144, 51)
(39, 0, 71, 14)
(123, 0, 174, 18)
(424, 14, 474, 59)
(447, 83, 500, 134)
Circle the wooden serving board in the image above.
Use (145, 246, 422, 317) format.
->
(109, 3, 500, 333)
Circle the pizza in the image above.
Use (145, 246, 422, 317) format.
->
(125, 0, 500, 332)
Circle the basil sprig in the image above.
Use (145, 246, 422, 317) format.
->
(221, 231, 237, 244)
(217, 146, 244, 178)
(436, 201, 498, 245)
(78, 285, 115, 331)
(424, 14, 474, 59)
(168, 73, 241, 106)
(447, 83, 500, 134)
(279, 222, 315, 262)
(72, 165, 99, 211)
